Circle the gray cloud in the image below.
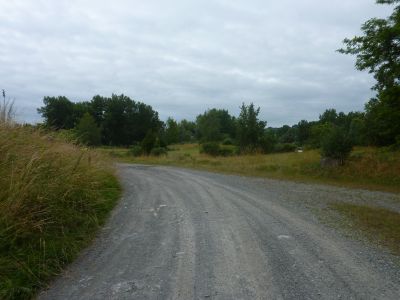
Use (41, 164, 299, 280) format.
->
(0, 0, 393, 126)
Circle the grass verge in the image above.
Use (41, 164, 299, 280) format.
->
(100, 144, 400, 193)
(0, 125, 121, 300)
(330, 202, 400, 255)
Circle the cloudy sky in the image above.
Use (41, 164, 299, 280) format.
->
(0, 0, 393, 126)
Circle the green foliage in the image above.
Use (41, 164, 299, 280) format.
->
(237, 103, 266, 151)
(364, 87, 400, 145)
(165, 117, 180, 145)
(141, 130, 157, 155)
(38, 94, 162, 146)
(339, 0, 400, 92)
(150, 147, 168, 156)
(200, 142, 235, 156)
(309, 123, 334, 148)
(37, 96, 76, 129)
(129, 145, 143, 157)
(221, 137, 233, 145)
(196, 109, 236, 142)
(178, 119, 196, 143)
(339, 0, 400, 146)
(296, 120, 311, 145)
(319, 109, 338, 124)
(274, 143, 297, 153)
(259, 130, 277, 153)
(321, 127, 353, 164)
(75, 113, 101, 146)
(200, 142, 221, 156)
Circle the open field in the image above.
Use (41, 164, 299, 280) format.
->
(101, 144, 400, 193)
(0, 125, 121, 299)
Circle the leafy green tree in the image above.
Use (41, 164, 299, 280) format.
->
(178, 119, 196, 142)
(308, 122, 334, 148)
(364, 87, 400, 145)
(75, 112, 101, 146)
(259, 129, 277, 153)
(141, 130, 157, 155)
(321, 126, 353, 165)
(196, 109, 236, 142)
(339, 0, 400, 145)
(38, 96, 75, 129)
(296, 120, 311, 145)
(101, 94, 161, 146)
(236, 103, 266, 151)
(165, 117, 180, 145)
(319, 109, 338, 125)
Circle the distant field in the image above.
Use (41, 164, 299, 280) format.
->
(101, 144, 400, 193)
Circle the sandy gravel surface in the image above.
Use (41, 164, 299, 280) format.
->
(39, 164, 400, 299)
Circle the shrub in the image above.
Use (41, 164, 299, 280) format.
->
(129, 145, 143, 157)
(200, 142, 221, 156)
(150, 147, 168, 156)
(221, 137, 234, 145)
(218, 145, 235, 156)
(274, 143, 297, 153)
(259, 133, 277, 153)
(141, 130, 157, 155)
(321, 127, 353, 165)
(75, 112, 101, 146)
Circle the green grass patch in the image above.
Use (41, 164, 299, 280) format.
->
(330, 202, 400, 255)
(0, 125, 121, 300)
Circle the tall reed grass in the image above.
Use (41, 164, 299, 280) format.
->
(0, 125, 120, 299)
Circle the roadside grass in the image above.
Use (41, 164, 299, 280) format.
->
(330, 203, 400, 255)
(100, 144, 400, 193)
(0, 125, 121, 300)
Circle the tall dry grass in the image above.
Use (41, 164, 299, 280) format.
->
(0, 97, 15, 125)
(0, 125, 120, 299)
(107, 144, 400, 193)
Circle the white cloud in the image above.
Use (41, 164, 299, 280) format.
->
(0, 0, 393, 126)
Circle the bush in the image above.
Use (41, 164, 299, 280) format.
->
(218, 145, 235, 156)
(260, 133, 277, 153)
(129, 145, 143, 157)
(200, 142, 221, 156)
(274, 143, 297, 153)
(141, 130, 157, 155)
(150, 147, 168, 156)
(321, 127, 353, 165)
(200, 142, 236, 157)
(75, 113, 101, 146)
(221, 137, 234, 145)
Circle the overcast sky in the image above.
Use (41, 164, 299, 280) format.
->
(0, 0, 393, 126)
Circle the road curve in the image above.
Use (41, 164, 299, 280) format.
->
(40, 164, 400, 299)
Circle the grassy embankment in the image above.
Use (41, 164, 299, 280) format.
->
(0, 125, 121, 299)
(103, 143, 400, 256)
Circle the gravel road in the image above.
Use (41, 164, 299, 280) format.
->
(40, 164, 400, 299)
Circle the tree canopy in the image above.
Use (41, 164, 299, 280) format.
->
(339, 0, 400, 145)
(38, 94, 161, 146)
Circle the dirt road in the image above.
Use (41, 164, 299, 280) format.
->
(40, 164, 400, 299)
